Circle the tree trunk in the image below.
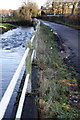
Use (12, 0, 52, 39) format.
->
(72, 4, 75, 15)
(71, 2, 76, 15)
(62, 3, 65, 15)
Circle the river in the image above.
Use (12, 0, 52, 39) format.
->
(0, 26, 34, 118)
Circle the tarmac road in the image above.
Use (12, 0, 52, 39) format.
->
(41, 20, 80, 73)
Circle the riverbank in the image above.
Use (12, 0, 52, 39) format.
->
(0, 23, 16, 34)
(35, 23, 80, 119)
(0, 18, 37, 34)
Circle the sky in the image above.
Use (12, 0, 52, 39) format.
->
(0, 0, 47, 10)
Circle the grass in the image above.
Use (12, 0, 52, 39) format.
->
(0, 23, 16, 28)
(0, 23, 16, 34)
(36, 23, 80, 119)
(0, 25, 7, 29)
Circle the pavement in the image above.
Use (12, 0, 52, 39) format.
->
(41, 20, 80, 73)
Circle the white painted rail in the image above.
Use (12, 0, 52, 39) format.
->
(0, 48, 30, 120)
(0, 20, 40, 119)
(16, 74, 30, 118)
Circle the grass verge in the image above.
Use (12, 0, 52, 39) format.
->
(36, 23, 80, 119)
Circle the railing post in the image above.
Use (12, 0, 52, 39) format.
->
(31, 36, 36, 60)
(34, 21, 40, 60)
(26, 40, 32, 93)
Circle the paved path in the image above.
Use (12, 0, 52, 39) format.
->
(41, 20, 80, 72)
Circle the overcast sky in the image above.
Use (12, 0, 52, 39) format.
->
(0, 0, 47, 10)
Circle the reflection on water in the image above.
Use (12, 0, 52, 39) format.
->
(0, 26, 34, 117)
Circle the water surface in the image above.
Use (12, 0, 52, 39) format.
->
(0, 26, 34, 117)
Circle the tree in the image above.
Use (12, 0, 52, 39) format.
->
(17, 2, 39, 20)
(51, 0, 79, 15)
(77, 0, 80, 7)
(62, 2, 66, 15)
(71, 0, 78, 15)
(52, 1, 63, 15)
(42, 0, 79, 15)
(45, 0, 52, 7)
(26, 2, 39, 17)
(41, 10, 45, 15)
(75, 0, 80, 14)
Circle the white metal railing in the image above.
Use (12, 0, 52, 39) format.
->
(16, 74, 30, 118)
(0, 20, 40, 120)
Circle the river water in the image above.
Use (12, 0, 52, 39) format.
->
(0, 26, 34, 117)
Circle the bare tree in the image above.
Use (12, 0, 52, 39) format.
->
(62, 2, 66, 15)
(41, 0, 79, 15)
(71, 0, 78, 15)
(45, 0, 53, 7)
(51, 0, 79, 15)
(52, 0, 63, 15)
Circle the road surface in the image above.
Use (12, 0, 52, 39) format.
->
(41, 20, 80, 72)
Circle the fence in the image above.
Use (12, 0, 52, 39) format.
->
(0, 20, 40, 119)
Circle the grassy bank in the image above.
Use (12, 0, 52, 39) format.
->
(36, 23, 80, 119)
(0, 17, 36, 26)
(0, 17, 37, 34)
(0, 23, 16, 34)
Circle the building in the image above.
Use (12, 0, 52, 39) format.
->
(0, 9, 14, 17)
